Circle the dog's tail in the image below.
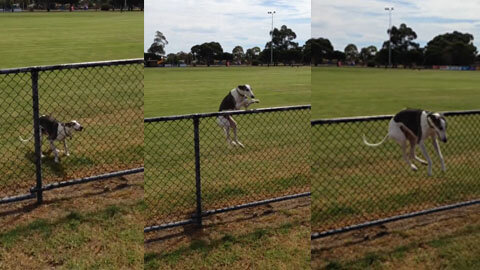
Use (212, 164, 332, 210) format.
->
(19, 133, 34, 143)
(363, 134, 389, 147)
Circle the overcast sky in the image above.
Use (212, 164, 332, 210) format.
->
(312, 0, 480, 51)
(144, 0, 310, 54)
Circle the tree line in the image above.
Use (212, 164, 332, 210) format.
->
(310, 23, 480, 67)
(145, 23, 480, 67)
(0, 0, 143, 11)
(145, 25, 312, 66)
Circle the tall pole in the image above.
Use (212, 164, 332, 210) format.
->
(385, 7, 394, 67)
(268, 11, 276, 66)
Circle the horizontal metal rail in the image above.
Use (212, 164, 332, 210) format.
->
(144, 191, 311, 233)
(0, 192, 36, 205)
(311, 109, 480, 126)
(202, 192, 311, 217)
(144, 219, 197, 233)
(30, 167, 144, 192)
(145, 105, 311, 123)
(312, 199, 480, 239)
(0, 58, 143, 74)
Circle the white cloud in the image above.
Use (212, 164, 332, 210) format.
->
(144, 0, 311, 54)
(312, 0, 480, 51)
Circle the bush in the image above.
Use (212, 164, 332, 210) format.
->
(252, 59, 261, 66)
(101, 4, 110, 11)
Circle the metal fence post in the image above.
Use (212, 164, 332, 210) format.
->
(193, 116, 202, 226)
(31, 69, 43, 204)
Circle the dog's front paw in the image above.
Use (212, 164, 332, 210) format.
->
(410, 164, 418, 171)
(236, 142, 245, 148)
(253, 99, 260, 103)
(65, 152, 70, 157)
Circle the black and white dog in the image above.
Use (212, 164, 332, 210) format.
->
(217, 85, 259, 147)
(20, 115, 83, 163)
(363, 109, 447, 176)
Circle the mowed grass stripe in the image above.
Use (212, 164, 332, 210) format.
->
(0, 12, 143, 69)
(144, 66, 311, 117)
(311, 114, 480, 232)
(144, 110, 310, 225)
(312, 67, 480, 118)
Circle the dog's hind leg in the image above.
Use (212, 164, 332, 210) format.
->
(401, 141, 417, 171)
(49, 140, 59, 163)
(224, 126, 235, 146)
(63, 140, 70, 156)
(229, 117, 244, 148)
(419, 141, 433, 176)
(432, 137, 446, 172)
(39, 133, 45, 158)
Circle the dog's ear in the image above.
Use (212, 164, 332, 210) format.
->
(237, 85, 247, 90)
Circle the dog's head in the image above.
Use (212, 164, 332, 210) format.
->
(427, 113, 447, 143)
(65, 120, 84, 132)
(237, 84, 255, 98)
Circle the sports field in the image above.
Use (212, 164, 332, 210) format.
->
(311, 67, 480, 269)
(0, 12, 143, 269)
(312, 67, 480, 118)
(144, 66, 311, 268)
(0, 12, 143, 69)
(144, 66, 310, 117)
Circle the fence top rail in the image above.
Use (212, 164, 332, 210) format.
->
(311, 109, 480, 126)
(0, 58, 143, 75)
(144, 105, 311, 123)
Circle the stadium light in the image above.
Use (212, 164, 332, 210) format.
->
(385, 7, 394, 67)
(268, 11, 276, 66)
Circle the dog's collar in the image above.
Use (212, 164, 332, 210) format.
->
(236, 88, 247, 98)
(62, 123, 73, 137)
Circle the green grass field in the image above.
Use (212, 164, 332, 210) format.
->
(144, 66, 311, 268)
(0, 64, 143, 198)
(0, 11, 143, 69)
(144, 66, 310, 117)
(312, 67, 480, 118)
(311, 67, 480, 268)
(144, 66, 310, 225)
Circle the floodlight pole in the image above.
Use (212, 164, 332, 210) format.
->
(385, 7, 394, 67)
(268, 11, 276, 66)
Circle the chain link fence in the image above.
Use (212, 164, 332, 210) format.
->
(311, 110, 480, 238)
(144, 105, 311, 232)
(0, 59, 143, 204)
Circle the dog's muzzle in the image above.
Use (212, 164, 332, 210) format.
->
(78, 127, 84, 131)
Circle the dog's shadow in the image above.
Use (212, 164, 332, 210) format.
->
(24, 150, 66, 177)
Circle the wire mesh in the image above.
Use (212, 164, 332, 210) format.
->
(144, 106, 310, 229)
(37, 64, 143, 185)
(311, 112, 480, 235)
(0, 60, 143, 202)
(0, 72, 35, 198)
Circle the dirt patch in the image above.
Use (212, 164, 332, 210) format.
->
(145, 197, 311, 269)
(311, 203, 480, 269)
(0, 173, 144, 232)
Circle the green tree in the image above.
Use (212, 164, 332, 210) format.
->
(190, 42, 224, 66)
(232, 46, 244, 64)
(148, 31, 168, 56)
(245, 46, 261, 64)
(265, 25, 299, 64)
(344, 43, 359, 64)
(306, 38, 334, 65)
(360, 46, 377, 66)
(424, 31, 477, 65)
(376, 23, 421, 67)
